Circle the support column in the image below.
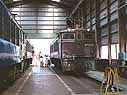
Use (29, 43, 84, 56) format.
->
(95, 0, 101, 58)
(118, 0, 126, 54)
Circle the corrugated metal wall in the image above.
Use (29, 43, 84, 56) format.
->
(83, 0, 127, 59)
(10, 3, 67, 39)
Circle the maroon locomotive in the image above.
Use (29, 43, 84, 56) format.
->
(50, 28, 96, 73)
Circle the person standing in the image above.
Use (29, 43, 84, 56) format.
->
(43, 55, 49, 67)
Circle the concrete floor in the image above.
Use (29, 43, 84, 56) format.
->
(1, 66, 100, 95)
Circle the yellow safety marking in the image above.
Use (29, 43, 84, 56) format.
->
(100, 67, 120, 95)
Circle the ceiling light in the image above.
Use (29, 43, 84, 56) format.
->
(51, 0, 61, 2)
(13, 0, 21, 1)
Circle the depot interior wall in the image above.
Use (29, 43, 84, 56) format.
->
(81, 0, 127, 60)
(10, 3, 68, 39)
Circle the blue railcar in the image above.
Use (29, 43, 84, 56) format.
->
(0, 0, 34, 91)
(0, 39, 21, 88)
(0, 39, 20, 65)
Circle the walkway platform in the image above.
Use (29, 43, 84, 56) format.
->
(86, 71, 127, 91)
(1, 67, 127, 95)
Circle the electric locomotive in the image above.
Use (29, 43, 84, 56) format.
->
(50, 28, 96, 73)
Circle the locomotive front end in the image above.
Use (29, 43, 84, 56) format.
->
(62, 41, 76, 72)
(60, 29, 96, 73)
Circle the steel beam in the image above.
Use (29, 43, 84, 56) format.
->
(69, 0, 84, 19)
(26, 33, 57, 39)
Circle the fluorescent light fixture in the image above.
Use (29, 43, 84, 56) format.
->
(51, 0, 61, 2)
(67, 28, 71, 32)
(13, 0, 21, 1)
(87, 28, 90, 31)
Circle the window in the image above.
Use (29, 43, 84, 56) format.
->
(20, 12, 36, 16)
(38, 21, 53, 24)
(92, 17, 96, 25)
(54, 13, 66, 16)
(20, 21, 37, 24)
(54, 17, 66, 20)
(86, 15, 90, 21)
(100, 18, 108, 26)
(110, 1, 118, 13)
(38, 17, 53, 20)
(100, 0, 107, 11)
(86, 21, 90, 28)
(101, 26, 108, 36)
(101, 45, 108, 59)
(110, 0, 116, 4)
(110, 11, 118, 21)
(62, 33, 75, 39)
(111, 22, 118, 33)
(22, 26, 37, 29)
(111, 32, 119, 44)
(54, 21, 66, 25)
(54, 40, 58, 52)
(92, 24, 96, 31)
(111, 44, 119, 59)
(100, 9, 107, 20)
(101, 36, 108, 45)
(38, 26, 53, 29)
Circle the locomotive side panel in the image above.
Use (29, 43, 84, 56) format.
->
(83, 32, 96, 57)
(50, 39, 59, 59)
(50, 39, 61, 68)
(82, 32, 96, 70)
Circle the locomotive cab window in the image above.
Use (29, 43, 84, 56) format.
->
(62, 33, 75, 39)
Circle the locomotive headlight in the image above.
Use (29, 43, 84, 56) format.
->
(66, 55, 70, 58)
(63, 51, 74, 59)
(68, 64, 71, 67)
(63, 51, 70, 58)
(63, 54, 69, 58)
(72, 56, 75, 60)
